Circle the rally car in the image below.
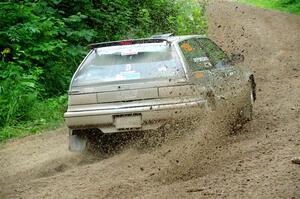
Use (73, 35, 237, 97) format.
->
(64, 34, 256, 152)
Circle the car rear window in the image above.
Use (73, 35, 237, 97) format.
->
(72, 43, 184, 86)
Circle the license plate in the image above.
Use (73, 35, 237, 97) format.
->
(114, 115, 142, 129)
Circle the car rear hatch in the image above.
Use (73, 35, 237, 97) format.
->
(68, 39, 201, 104)
(65, 39, 207, 129)
(68, 79, 203, 106)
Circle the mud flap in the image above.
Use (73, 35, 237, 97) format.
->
(69, 130, 87, 152)
(206, 89, 217, 111)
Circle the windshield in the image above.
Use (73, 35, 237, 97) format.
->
(72, 43, 184, 86)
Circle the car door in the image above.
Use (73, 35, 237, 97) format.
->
(178, 38, 226, 105)
(196, 38, 244, 102)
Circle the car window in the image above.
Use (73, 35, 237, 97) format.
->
(72, 44, 184, 86)
(197, 38, 229, 68)
(179, 39, 213, 71)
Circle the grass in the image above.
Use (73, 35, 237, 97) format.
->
(238, 0, 300, 15)
(0, 95, 67, 142)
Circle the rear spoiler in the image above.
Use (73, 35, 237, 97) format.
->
(87, 38, 171, 49)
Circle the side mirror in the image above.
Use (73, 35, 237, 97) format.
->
(230, 53, 244, 64)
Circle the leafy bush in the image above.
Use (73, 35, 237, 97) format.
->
(0, 0, 207, 140)
(176, 0, 208, 35)
(0, 95, 67, 141)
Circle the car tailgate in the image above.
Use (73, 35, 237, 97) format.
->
(68, 84, 204, 106)
(97, 88, 158, 103)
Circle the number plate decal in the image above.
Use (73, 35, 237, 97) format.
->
(114, 115, 142, 129)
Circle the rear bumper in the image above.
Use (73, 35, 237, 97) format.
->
(64, 98, 208, 133)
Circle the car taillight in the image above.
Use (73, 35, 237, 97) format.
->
(119, 41, 133, 45)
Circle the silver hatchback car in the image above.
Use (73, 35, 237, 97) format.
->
(64, 34, 256, 152)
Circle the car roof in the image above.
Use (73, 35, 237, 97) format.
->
(165, 35, 207, 43)
(87, 35, 207, 49)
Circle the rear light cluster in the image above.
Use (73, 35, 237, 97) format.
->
(118, 41, 133, 45)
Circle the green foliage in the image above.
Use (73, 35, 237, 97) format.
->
(0, 95, 67, 141)
(238, 0, 300, 15)
(0, 0, 207, 141)
(176, 0, 208, 35)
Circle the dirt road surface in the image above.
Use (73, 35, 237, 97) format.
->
(1, 1, 299, 198)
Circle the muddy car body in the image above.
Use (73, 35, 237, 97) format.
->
(64, 35, 256, 152)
